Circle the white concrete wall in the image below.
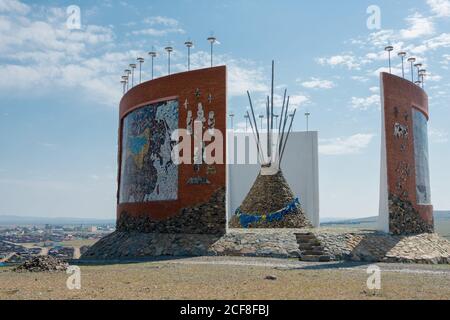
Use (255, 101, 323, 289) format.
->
(378, 78, 390, 233)
(227, 131, 320, 227)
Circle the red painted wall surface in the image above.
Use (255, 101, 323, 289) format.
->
(381, 72, 433, 226)
(117, 66, 227, 221)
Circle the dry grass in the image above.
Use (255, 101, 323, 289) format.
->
(1, 258, 449, 300)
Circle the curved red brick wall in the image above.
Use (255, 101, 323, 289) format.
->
(381, 72, 434, 234)
(117, 66, 227, 234)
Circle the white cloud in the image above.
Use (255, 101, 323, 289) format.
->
(427, 0, 450, 17)
(185, 51, 269, 97)
(289, 95, 310, 108)
(371, 67, 403, 77)
(429, 128, 449, 143)
(131, 15, 185, 36)
(351, 95, 380, 110)
(351, 76, 369, 83)
(131, 27, 185, 36)
(442, 54, 450, 66)
(144, 16, 180, 27)
(316, 54, 361, 70)
(0, 0, 29, 14)
(369, 86, 379, 93)
(300, 77, 336, 89)
(0, 2, 132, 106)
(400, 13, 435, 39)
(319, 133, 375, 155)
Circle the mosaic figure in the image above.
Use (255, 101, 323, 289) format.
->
(186, 110, 193, 135)
(119, 100, 179, 203)
(394, 122, 409, 139)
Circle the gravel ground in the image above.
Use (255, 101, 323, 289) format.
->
(1, 256, 449, 300)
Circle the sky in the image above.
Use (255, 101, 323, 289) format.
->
(0, 0, 449, 220)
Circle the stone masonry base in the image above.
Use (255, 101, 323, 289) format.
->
(81, 228, 450, 265)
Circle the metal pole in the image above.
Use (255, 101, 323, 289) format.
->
(185, 41, 193, 71)
(137, 58, 144, 84)
(168, 52, 171, 75)
(130, 64, 136, 87)
(398, 52, 406, 78)
(408, 58, 416, 82)
(415, 63, 422, 83)
(385, 46, 393, 74)
(280, 110, 297, 164)
(207, 36, 216, 68)
(305, 112, 311, 132)
(165, 47, 173, 76)
(229, 113, 234, 130)
(269, 60, 274, 158)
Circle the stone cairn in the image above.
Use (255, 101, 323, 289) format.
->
(13, 256, 68, 273)
(230, 61, 311, 229)
(389, 194, 434, 235)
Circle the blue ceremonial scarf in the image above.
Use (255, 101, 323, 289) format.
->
(236, 197, 301, 228)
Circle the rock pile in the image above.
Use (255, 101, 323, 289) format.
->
(117, 188, 226, 235)
(14, 256, 68, 273)
(230, 172, 311, 229)
(389, 195, 434, 235)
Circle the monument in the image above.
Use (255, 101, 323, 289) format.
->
(229, 62, 311, 229)
(83, 66, 227, 259)
(378, 71, 434, 235)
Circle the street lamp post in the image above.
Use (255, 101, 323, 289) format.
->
(129, 63, 136, 87)
(207, 36, 217, 68)
(148, 51, 157, 80)
(165, 46, 173, 75)
(408, 57, 416, 82)
(184, 40, 193, 71)
(137, 57, 144, 84)
(398, 51, 407, 78)
(385, 45, 394, 74)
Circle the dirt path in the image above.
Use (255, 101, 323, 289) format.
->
(73, 247, 81, 259)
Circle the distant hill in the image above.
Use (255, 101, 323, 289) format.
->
(434, 211, 450, 219)
(321, 211, 450, 226)
(0, 215, 115, 226)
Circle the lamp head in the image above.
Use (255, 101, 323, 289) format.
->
(384, 45, 394, 52)
(137, 57, 144, 63)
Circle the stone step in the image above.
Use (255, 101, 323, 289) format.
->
(300, 255, 321, 262)
(318, 255, 332, 262)
(300, 255, 332, 262)
(303, 250, 325, 256)
(298, 243, 315, 250)
(295, 235, 316, 241)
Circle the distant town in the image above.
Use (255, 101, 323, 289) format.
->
(0, 223, 115, 264)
